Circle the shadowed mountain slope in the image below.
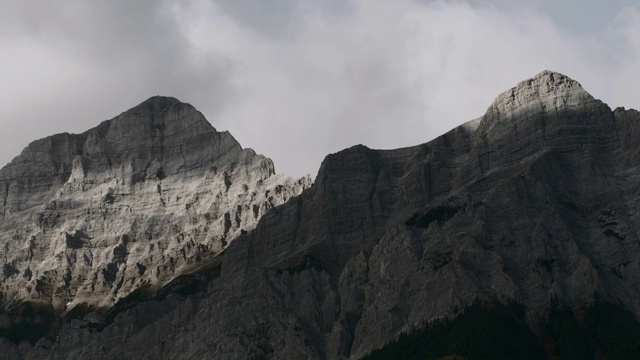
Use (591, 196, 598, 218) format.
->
(3, 71, 640, 359)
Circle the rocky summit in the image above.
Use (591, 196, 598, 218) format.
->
(2, 71, 640, 359)
(0, 96, 311, 327)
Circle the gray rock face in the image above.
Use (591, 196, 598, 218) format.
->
(4, 71, 640, 359)
(0, 96, 311, 313)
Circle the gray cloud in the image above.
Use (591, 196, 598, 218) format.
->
(1, 0, 639, 177)
(0, 0, 238, 167)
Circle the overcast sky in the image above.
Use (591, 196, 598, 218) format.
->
(1, 0, 639, 177)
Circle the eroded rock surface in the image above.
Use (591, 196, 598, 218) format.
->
(4, 71, 640, 359)
(0, 96, 311, 312)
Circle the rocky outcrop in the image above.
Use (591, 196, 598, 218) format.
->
(0, 96, 311, 314)
(4, 71, 640, 359)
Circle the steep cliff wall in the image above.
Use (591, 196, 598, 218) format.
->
(3, 71, 640, 359)
(0, 96, 311, 313)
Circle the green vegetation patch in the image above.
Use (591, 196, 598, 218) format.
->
(93, 264, 221, 331)
(603, 228, 625, 240)
(277, 255, 324, 275)
(363, 299, 640, 360)
(586, 300, 640, 359)
(406, 205, 460, 229)
(535, 258, 555, 272)
(0, 302, 55, 345)
(543, 305, 593, 359)
(65, 302, 99, 321)
(362, 300, 544, 360)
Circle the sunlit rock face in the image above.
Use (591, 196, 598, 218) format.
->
(4, 71, 640, 359)
(0, 96, 311, 311)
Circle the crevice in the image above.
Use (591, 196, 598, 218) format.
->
(2, 183, 8, 208)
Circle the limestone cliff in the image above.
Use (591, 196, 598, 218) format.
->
(3, 71, 640, 359)
(0, 96, 311, 313)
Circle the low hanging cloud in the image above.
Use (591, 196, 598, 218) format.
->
(1, 0, 639, 177)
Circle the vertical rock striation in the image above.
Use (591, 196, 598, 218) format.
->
(4, 71, 640, 359)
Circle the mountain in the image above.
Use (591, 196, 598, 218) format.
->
(0, 96, 311, 354)
(3, 71, 640, 359)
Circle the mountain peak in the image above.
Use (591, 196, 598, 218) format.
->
(4, 72, 640, 359)
(518, 70, 586, 98)
(129, 96, 191, 114)
(116, 96, 204, 127)
(486, 70, 595, 118)
(473, 70, 608, 143)
(532, 69, 582, 86)
(0, 94, 312, 315)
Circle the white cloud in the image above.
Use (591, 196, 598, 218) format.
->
(0, 0, 639, 177)
(607, 6, 640, 110)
